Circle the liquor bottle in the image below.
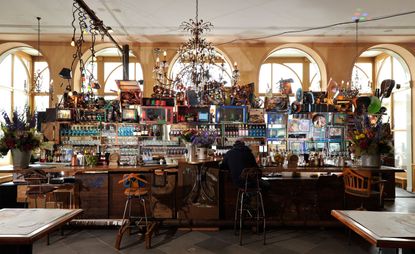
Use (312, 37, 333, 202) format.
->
(238, 124, 243, 137)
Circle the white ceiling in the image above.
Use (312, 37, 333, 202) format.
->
(0, 0, 414, 44)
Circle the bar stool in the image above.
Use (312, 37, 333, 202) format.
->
(234, 167, 266, 245)
(25, 177, 58, 208)
(115, 173, 153, 250)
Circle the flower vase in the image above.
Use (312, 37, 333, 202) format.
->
(361, 154, 381, 168)
(11, 149, 32, 169)
(197, 147, 208, 160)
(186, 143, 196, 162)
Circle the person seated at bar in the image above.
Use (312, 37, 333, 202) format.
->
(220, 140, 270, 191)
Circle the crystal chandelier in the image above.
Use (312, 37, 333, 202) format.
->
(152, 48, 175, 98)
(33, 17, 43, 93)
(170, 0, 238, 100)
(351, 20, 362, 91)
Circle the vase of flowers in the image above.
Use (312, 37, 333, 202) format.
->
(180, 129, 198, 161)
(349, 114, 393, 167)
(0, 108, 41, 168)
(191, 130, 216, 160)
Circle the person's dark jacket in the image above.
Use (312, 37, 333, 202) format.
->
(220, 141, 258, 188)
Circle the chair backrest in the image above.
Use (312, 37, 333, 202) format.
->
(343, 168, 372, 198)
(118, 173, 149, 191)
(240, 167, 262, 190)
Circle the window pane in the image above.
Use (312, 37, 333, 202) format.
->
(394, 131, 410, 169)
(392, 57, 410, 89)
(104, 64, 123, 93)
(259, 64, 272, 94)
(169, 51, 233, 91)
(0, 88, 11, 118)
(0, 54, 12, 88)
(377, 57, 392, 87)
(104, 95, 118, 101)
(34, 96, 49, 112)
(392, 89, 410, 130)
(273, 64, 301, 93)
(135, 63, 144, 91)
(13, 57, 29, 91)
(13, 91, 28, 111)
(104, 62, 121, 81)
(352, 63, 372, 93)
(309, 63, 321, 91)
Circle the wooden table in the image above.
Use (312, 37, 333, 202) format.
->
(0, 208, 83, 254)
(332, 210, 415, 251)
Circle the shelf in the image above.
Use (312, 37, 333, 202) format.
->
(224, 136, 266, 139)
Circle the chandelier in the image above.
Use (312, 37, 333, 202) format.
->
(160, 0, 238, 104)
(152, 48, 175, 98)
(32, 17, 43, 93)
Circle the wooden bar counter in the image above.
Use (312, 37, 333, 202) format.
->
(0, 163, 403, 226)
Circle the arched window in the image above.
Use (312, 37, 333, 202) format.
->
(0, 52, 31, 115)
(0, 48, 50, 115)
(355, 49, 412, 174)
(169, 49, 233, 90)
(259, 48, 322, 98)
(351, 61, 372, 94)
(33, 60, 50, 111)
(0, 47, 49, 166)
(83, 48, 143, 100)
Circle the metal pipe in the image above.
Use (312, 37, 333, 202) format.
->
(74, 0, 122, 52)
(122, 44, 129, 80)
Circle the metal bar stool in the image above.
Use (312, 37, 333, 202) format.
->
(115, 173, 154, 250)
(234, 167, 266, 245)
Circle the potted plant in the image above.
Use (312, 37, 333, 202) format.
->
(190, 130, 217, 160)
(349, 114, 393, 167)
(180, 129, 198, 161)
(0, 108, 41, 168)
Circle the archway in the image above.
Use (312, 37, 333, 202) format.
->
(353, 44, 415, 191)
(168, 46, 235, 91)
(259, 44, 327, 95)
(0, 42, 51, 112)
(72, 43, 142, 95)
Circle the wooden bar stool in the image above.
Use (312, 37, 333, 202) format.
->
(115, 173, 155, 250)
(234, 167, 266, 245)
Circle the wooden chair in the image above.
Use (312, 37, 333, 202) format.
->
(115, 173, 156, 250)
(343, 168, 385, 210)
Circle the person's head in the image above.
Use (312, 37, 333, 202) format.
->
(234, 139, 245, 147)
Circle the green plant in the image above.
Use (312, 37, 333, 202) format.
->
(0, 107, 41, 156)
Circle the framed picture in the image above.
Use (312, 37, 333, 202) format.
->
(312, 127, 326, 139)
(288, 118, 310, 133)
(307, 142, 326, 152)
(249, 108, 265, 123)
(333, 113, 347, 125)
(277, 128, 286, 138)
(267, 113, 285, 125)
(328, 127, 343, 139)
(316, 142, 326, 151)
(328, 142, 341, 153)
(289, 141, 303, 153)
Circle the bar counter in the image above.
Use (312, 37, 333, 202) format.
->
(0, 162, 403, 226)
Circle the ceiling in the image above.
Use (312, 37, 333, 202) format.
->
(0, 0, 415, 44)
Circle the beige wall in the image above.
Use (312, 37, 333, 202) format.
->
(2, 40, 413, 101)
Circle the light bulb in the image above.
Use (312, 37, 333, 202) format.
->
(70, 39, 75, 47)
